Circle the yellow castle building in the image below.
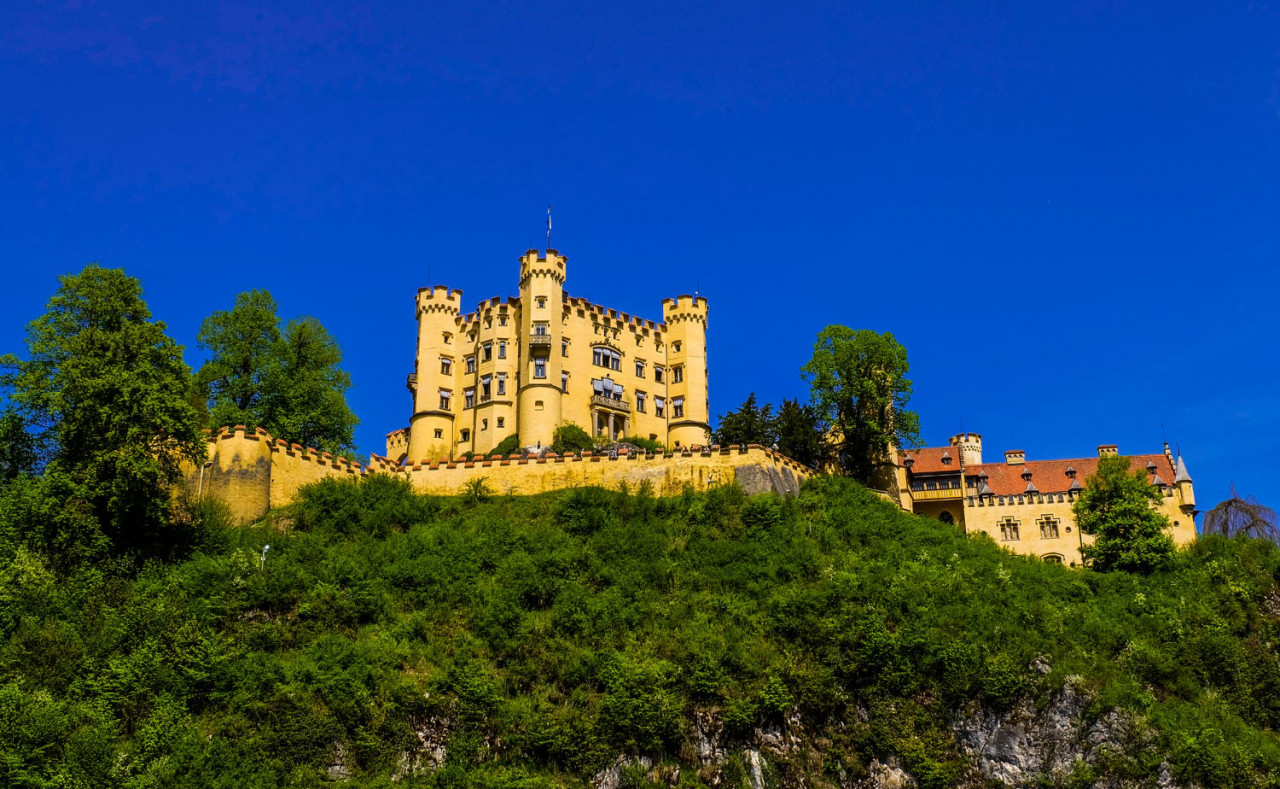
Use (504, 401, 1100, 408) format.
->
(386, 248, 711, 462)
(893, 434, 1197, 566)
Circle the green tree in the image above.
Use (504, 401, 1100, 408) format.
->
(774, 398, 829, 469)
(0, 265, 204, 555)
(713, 393, 776, 447)
(196, 294, 357, 454)
(257, 317, 358, 454)
(0, 410, 38, 484)
(194, 289, 281, 430)
(551, 423, 595, 454)
(801, 326, 920, 483)
(1073, 455, 1176, 573)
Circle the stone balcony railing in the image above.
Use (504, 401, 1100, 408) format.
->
(528, 335, 553, 351)
(591, 394, 631, 412)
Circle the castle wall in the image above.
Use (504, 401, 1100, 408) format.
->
(193, 427, 810, 524)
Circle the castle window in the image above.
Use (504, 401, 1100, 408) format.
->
(499, 315, 508, 326)
(482, 418, 488, 431)
(999, 518, 1020, 541)
(1043, 554, 1063, 564)
(673, 365, 684, 383)
(654, 366, 665, 384)
(655, 396, 666, 418)
(498, 341, 507, 359)
(636, 391, 646, 412)
(465, 356, 476, 374)
(464, 388, 475, 409)
(672, 397, 684, 418)
(636, 360, 645, 378)
(561, 372, 569, 392)
(534, 322, 549, 336)
(535, 400, 544, 411)
(443, 332, 452, 345)
(536, 296, 547, 308)
(497, 417, 505, 429)
(673, 341, 682, 353)
(497, 373, 507, 396)
(434, 428, 443, 439)
(481, 375, 492, 400)
(440, 357, 452, 375)
(483, 342, 493, 362)
(533, 359, 547, 379)
(460, 429, 470, 443)
(939, 511, 954, 525)
(1038, 516, 1060, 539)
(438, 389, 452, 410)
(592, 346, 622, 370)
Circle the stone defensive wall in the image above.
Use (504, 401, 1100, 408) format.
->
(187, 426, 813, 524)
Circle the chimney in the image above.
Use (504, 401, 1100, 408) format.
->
(1004, 449, 1025, 465)
(1097, 444, 1118, 458)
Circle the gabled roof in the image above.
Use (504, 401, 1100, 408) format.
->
(899, 446, 962, 474)
(964, 454, 1177, 496)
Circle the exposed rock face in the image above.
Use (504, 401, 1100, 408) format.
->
(858, 757, 916, 789)
(953, 677, 1157, 787)
(394, 714, 451, 779)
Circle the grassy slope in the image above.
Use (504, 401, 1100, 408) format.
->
(3, 475, 1280, 788)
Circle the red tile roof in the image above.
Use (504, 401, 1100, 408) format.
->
(900, 446, 962, 474)
(965, 454, 1176, 496)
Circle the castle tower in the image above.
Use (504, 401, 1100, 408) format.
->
(517, 249, 567, 448)
(948, 432, 983, 467)
(408, 285, 462, 461)
(662, 294, 711, 448)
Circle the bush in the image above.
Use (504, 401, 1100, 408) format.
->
(493, 434, 522, 457)
(616, 435, 664, 453)
(550, 423, 595, 455)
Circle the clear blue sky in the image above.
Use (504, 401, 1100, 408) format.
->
(2, 1, 1277, 517)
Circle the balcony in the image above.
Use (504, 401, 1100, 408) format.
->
(406, 372, 417, 392)
(528, 334, 553, 355)
(591, 394, 631, 412)
(911, 487, 963, 501)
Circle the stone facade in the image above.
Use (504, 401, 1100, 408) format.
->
(891, 434, 1197, 566)
(388, 248, 710, 462)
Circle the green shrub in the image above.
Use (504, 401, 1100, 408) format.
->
(551, 423, 595, 455)
(493, 434, 522, 457)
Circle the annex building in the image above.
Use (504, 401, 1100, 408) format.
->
(386, 249, 711, 462)
(893, 434, 1198, 566)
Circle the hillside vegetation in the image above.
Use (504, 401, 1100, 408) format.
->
(4, 477, 1280, 787)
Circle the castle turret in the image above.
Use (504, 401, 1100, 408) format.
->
(1174, 454, 1195, 511)
(407, 285, 463, 461)
(662, 294, 711, 448)
(948, 432, 983, 467)
(517, 249, 567, 447)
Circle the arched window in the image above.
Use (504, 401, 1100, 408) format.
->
(938, 511, 955, 525)
(1042, 553, 1064, 564)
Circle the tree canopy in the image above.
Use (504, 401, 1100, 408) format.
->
(712, 393, 776, 447)
(1204, 485, 1280, 542)
(801, 326, 920, 483)
(196, 292, 357, 454)
(0, 264, 204, 556)
(1073, 455, 1176, 573)
(773, 398, 829, 470)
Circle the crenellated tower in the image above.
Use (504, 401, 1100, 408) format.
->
(662, 294, 711, 448)
(407, 285, 463, 461)
(517, 249, 567, 447)
(948, 433, 983, 467)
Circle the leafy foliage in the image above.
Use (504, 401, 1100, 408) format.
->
(492, 434, 522, 456)
(0, 410, 38, 484)
(550, 422, 595, 454)
(196, 292, 358, 454)
(2, 476, 1280, 785)
(801, 326, 920, 483)
(1074, 455, 1176, 573)
(0, 265, 204, 559)
(616, 435, 664, 453)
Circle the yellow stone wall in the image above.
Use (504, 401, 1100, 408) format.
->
(192, 427, 809, 524)
(395, 249, 711, 462)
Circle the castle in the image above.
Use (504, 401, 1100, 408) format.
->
(385, 249, 711, 462)
(892, 434, 1197, 566)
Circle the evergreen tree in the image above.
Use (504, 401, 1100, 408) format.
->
(1073, 455, 1176, 573)
(713, 393, 776, 447)
(801, 326, 920, 483)
(774, 398, 829, 469)
(0, 265, 204, 555)
(196, 294, 357, 454)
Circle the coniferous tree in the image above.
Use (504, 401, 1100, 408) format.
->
(713, 393, 777, 447)
(801, 326, 920, 483)
(1073, 455, 1176, 573)
(774, 398, 829, 469)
